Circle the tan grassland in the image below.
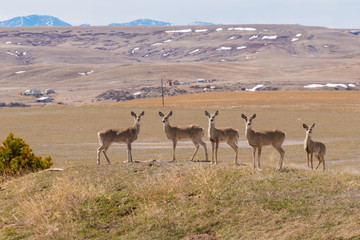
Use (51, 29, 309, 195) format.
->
(0, 91, 360, 239)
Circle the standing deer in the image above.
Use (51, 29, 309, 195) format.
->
(159, 111, 208, 162)
(241, 114, 285, 170)
(205, 111, 239, 165)
(97, 111, 144, 165)
(303, 123, 326, 170)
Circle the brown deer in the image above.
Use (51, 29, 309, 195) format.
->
(303, 123, 326, 171)
(159, 111, 208, 162)
(241, 114, 285, 170)
(97, 111, 144, 165)
(205, 111, 239, 165)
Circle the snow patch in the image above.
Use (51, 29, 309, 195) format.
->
(262, 35, 277, 40)
(291, 38, 299, 42)
(78, 70, 94, 76)
(5, 41, 12, 44)
(217, 46, 232, 51)
(131, 47, 139, 54)
(228, 36, 237, 40)
(228, 27, 256, 31)
(216, 28, 223, 32)
(296, 33, 302, 37)
(15, 71, 26, 74)
(246, 84, 263, 91)
(165, 29, 192, 33)
(189, 49, 199, 55)
(237, 46, 247, 50)
(151, 42, 162, 46)
(249, 35, 258, 40)
(195, 29, 208, 32)
(304, 83, 349, 89)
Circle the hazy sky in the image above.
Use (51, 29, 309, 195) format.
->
(0, 0, 359, 29)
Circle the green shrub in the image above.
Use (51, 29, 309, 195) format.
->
(0, 133, 53, 177)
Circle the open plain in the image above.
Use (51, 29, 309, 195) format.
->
(0, 24, 360, 239)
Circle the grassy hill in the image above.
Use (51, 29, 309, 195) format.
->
(0, 91, 360, 239)
(1, 161, 360, 239)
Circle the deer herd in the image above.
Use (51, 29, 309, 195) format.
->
(97, 110, 327, 171)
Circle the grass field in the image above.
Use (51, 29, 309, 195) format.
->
(1, 91, 360, 239)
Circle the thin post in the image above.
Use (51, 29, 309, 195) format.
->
(161, 78, 165, 107)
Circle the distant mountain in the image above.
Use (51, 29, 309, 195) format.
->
(0, 15, 71, 27)
(109, 18, 172, 26)
(189, 21, 215, 26)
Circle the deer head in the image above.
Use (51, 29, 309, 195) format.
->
(241, 113, 256, 127)
(131, 111, 145, 126)
(159, 111, 173, 126)
(303, 123, 315, 135)
(205, 110, 219, 123)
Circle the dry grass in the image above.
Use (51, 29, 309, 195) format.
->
(0, 91, 360, 239)
(1, 163, 360, 239)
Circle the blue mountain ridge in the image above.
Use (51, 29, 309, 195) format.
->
(0, 15, 215, 27)
(0, 15, 71, 27)
(109, 18, 172, 26)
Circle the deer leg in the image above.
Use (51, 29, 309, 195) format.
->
(215, 141, 219, 165)
(127, 142, 132, 162)
(199, 139, 208, 162)
(322, 156, 325, 171)
(190, 142, 200, 161)
(228, 141, 238, 165)
(307, 153, 310, 168)
(252, 147, 257, 169)
(211, 140, 215, 164)
(102, 148, 111, 165)
(310, 153, 314, 170)
(171, 140, 177, 162)
(315, 155, 323, 170)
(97, 145, 103, 165)
(275, 146, 285, 170)
(257, 147, 262, 169)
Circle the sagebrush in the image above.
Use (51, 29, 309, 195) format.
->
(0, 133, 53, 179)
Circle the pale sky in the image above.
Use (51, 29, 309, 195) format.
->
(0, 0, 359, 29)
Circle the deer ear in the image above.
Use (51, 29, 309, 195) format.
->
(168, 111, 173, 116)
(311, 123, 315, 128)
(159, 112, 164, 117)
(215, 110, 219, 116)
(252, 114, 256, 119)
(131, 111, 136, 117)
(303, 124, 308, 130)
(140, 111, 145, 117)
(241, 114, 247, 120)
(205, 111, 210, 117)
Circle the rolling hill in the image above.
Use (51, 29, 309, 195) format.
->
(0, 24, 359, 105)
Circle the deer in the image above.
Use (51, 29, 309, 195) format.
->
(159, 111, 208, 162)
(205, 110, 239, 165)
(97, 111, 144, 165)
(241, 114, 285, 170)
(303, 123, 326, 171)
